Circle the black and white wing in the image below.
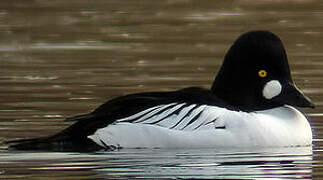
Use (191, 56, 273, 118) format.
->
(116, 102, 222, 131)
(7, 87, 226, 151)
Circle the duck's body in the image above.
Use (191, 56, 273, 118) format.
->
(90, 104, 311, 149)
(8, 31, 314, 152)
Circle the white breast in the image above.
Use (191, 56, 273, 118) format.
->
(88, 103, 312, 149)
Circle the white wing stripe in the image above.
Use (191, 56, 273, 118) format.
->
(180, 105, 209, 130)
(184, 110, 216, 130)
(140, 103, 187, 124)
(117, 104, 164, 122)
(133, 103, 178, 123)
(173, 105, 206, 130)
(112, 104, 223, 132)
(167, 104, 198, 128)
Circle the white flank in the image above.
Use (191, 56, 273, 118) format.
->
(87, 103, 312, 149)
(263, 80, 282, 99)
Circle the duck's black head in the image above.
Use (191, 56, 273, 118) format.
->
(211, 30, 314, 111)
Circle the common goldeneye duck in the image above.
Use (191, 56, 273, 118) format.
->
(8, 30, 314, 152)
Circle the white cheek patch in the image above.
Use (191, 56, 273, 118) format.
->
(262, 80, 282, 99)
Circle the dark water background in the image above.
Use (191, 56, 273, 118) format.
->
(1, 0, 323, 179)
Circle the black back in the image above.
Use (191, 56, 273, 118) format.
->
(8, 87, 231, 152)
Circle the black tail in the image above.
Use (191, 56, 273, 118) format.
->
(6, 128, 102, 152)
(6, 112, 111, 152)
(7, 137, 55, 151)
(6, 135, 102, 152)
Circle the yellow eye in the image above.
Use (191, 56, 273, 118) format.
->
(258, 70, 267, 78)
